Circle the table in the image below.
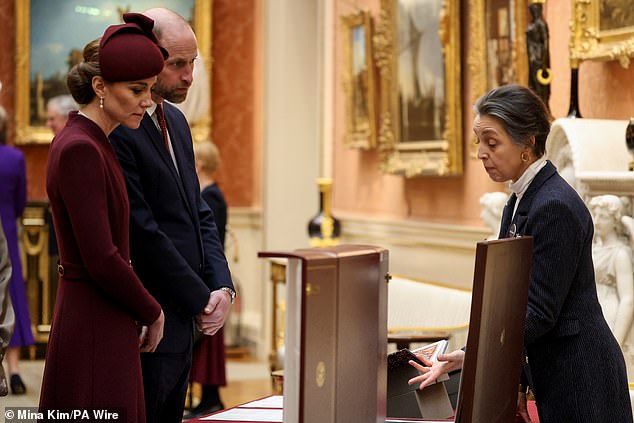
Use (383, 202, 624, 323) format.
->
(185, 395, 540, 422)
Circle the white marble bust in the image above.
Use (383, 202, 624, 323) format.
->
(590, 195, 634, 346)
(479, 192, 508, 240)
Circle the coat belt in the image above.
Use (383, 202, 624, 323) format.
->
(57, 260, 132, 280)
(57, 261, 90, 280)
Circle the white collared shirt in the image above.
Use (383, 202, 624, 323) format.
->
(509, 157, 547, 218)
(148, 102, 179, 173)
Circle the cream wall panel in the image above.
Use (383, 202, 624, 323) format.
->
(340, 214, 490, 290)
(226, 207, 264, 356)
(261, 0, 323, 359)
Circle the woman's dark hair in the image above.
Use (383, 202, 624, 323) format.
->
(474, 84, 552, 157)
(67, 38, 101, 105)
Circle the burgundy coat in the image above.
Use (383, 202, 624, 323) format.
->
(40, 113, 161, 422)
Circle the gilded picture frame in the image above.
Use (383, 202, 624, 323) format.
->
(15, 0, 212, 145)
(570, 0, 634, 67)
(374, 0, 462, 177)
(468, 0, 528, 104)
(341, 10, 377, 150)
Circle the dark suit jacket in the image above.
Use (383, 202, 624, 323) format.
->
(110, 103, 233, 354)
(499, 161, 632, 422)
(201, 183, 227, 247)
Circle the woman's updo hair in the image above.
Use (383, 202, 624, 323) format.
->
(474, 84, 552, 158)
(66, 38, 101, 105)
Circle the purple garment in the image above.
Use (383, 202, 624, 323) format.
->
(0, 144, 34, 347)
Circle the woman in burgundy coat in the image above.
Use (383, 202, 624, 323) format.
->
(40, 14, 167, 422)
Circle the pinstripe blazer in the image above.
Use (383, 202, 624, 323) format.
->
(499, 161, 632, 422)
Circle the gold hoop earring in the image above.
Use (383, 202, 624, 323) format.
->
(536, 68, 552, 85)
(99, 97, 104, 109)
(521, 151, 530, 162)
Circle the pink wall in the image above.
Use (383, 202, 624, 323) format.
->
(331, 0, 634, 226)
(332, 0, 502, 226)
(212, 0, 261, 207)
(1, 0, 632, 216)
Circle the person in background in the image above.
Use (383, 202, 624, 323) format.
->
(39, 14, 165, 419)
(109, 8, 235, 422)
(46, 94, 78, 136)
(408, 85, 632, 423)
(0, 105, 34, 395)
(0, 218, 15, 397)
(186, 141, 228, 417)
(45, 95, 77, 298)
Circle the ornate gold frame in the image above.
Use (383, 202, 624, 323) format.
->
(570, 0, 634, 68)
(15, 0, 212, 144)
(468, 0, 528, 104)
(341, 10, 377, 149)
(374, 0, 462, 177)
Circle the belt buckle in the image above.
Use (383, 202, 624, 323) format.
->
(57, 264, 65, 276)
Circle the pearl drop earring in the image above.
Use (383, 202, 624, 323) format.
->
(99, 97, 104, 109)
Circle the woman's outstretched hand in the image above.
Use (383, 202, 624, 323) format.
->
(407, 349, 465, 390)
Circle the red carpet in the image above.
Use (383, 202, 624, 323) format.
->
(528, 400, 540, 422)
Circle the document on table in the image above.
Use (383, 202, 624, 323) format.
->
(239, 396, 284, 409)
(201, 408, 283, 422)
(387, 420, 452, 423)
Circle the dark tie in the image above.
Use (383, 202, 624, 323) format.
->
(155, 103, 169, 151)
(498, 193, 517, 239)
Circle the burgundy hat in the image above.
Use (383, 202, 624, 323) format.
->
(99, 13, 168, 82)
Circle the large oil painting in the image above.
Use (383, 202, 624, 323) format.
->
(15, 0, 211, 144)
(374, 0, 462, 176)
(397, 0, 445, 145)
(599, 0, 634, 33)
(342, 10, 377, 149)
(469, 0, 527, 118)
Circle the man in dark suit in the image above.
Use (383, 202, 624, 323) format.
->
(109, 8, 235, 422)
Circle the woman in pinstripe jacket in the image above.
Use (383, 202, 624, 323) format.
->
(410, 85, 632, 423)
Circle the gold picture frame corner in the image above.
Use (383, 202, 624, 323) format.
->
(341, 9, 378, 151)
(570, 0, 634, 67)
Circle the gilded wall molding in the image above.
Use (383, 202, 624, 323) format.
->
(468, 0, 487, 105)
(570, 0, 634, 68)
(373, 0, 396, 153)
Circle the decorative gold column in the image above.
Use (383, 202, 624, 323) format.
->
(20, 201, 53, 345)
